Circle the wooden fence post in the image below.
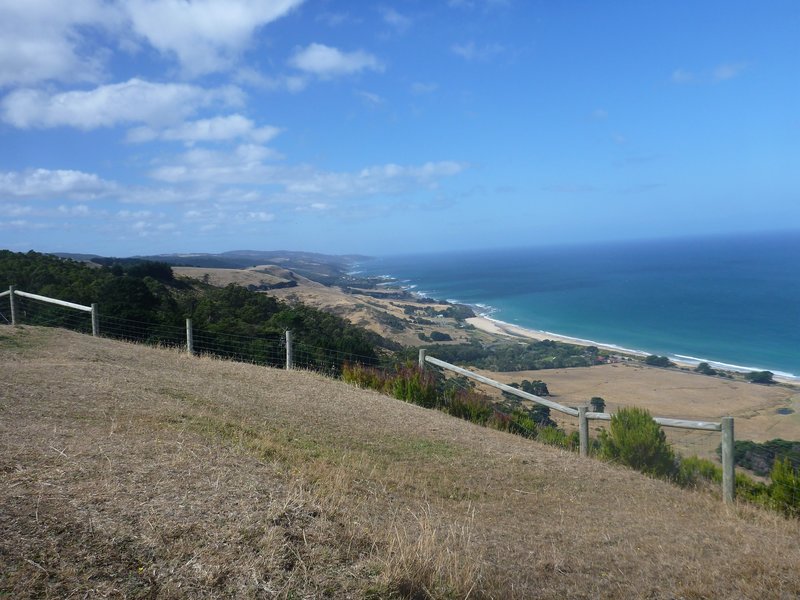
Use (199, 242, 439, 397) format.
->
(91, 303, 99, 337)
(9, 286, 18, 326)
(418, 348, 427, 371)
(721, 416, 735, 504)
(285, 330, 293, 370)
(186, 318, 194, 355)
(578, 406, 589, 457)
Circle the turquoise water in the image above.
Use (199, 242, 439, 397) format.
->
(358, 232, 800, 378)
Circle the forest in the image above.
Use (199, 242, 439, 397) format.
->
(0, 250, 394, 371)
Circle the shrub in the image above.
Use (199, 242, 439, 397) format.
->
(536, 426, 579, 451)
(390, 364, 440, 408)
(677, 456, 722, 487)
(694, 362, 718, 376)
(443, 389, 494, 424)
(342, 362, 389, 391)
(598, 407, 677, 478)
(589, 396, 606, 412)
(645, 355, 674, 368)
(769, 456, 800, 517)
(429, 331, 452, 342)
(745, 370, 775, 384)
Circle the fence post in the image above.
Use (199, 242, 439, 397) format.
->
(186, 318, 194, 355)
(91, 303, 99, 337)
(721, 416, 735, 504)
(578, 406, 589, 457)
(9, 286, 18, 326)
(418, 348, 427, 371)
(285, 330, 293, 370)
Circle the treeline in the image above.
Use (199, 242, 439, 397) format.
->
(0, 251, 394, 370)
(422, 339, 602, 371)
(730, 439, 800, 476)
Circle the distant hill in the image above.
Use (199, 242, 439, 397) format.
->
(55, 250, 371, 285)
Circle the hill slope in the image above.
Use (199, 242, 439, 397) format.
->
(2, 326, 800, 598)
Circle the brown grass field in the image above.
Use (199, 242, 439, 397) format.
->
(474, 364, 800, 462)
(3, 326, 800, 599)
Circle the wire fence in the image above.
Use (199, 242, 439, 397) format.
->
(1, 290, 380, 375)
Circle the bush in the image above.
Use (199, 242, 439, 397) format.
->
(342, 363, 389, 390)
(769, 457, 800, 517)
(390, 364, 439, 408)
(429, 331, 452, 342)
(645, 355, 674, 368)
(536, 427, 579, 451)
(745, 370, 775, 384)
(677, 456, 722, 487)
(694, 362, 718, 376)
(589, 396, 606, 412)
(598, 407, 677, 478)
(442, 389, 494, 424)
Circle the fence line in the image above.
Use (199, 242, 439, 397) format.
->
(2, 286, 377, 375)
(421, 351, 736, 504)
(3, 285, 736, 504)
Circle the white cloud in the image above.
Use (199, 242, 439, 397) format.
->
(671, 68, 695, 84)
(713, 62, 749, 82)
(241, 211, 275, 222)
(356, 90, 384, 106)
(124, 0, 305, 76)
(149, 144, 282, 183)
(1, 79, 242, 129)
(381, 7, 411, 32)
(289, 43, 383, 78)
(451, 41, 504, 61)
(280, 161, 467, 198)
(411, 82, 438, 95)
(672, 62, 750, 85)
(0, 169, 116, 199)
(147, 142, 467, 202)
(591, 108, 608, 120)
(127, 114, 281, 144)
(0, 0, 122, 86)
(0, 0, 304, 85)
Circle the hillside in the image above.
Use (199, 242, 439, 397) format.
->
(2, 327, 800, 598)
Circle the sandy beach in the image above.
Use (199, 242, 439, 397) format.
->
(467, 315, 647, 355)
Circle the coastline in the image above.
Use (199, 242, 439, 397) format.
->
(466, 313, 799, 384)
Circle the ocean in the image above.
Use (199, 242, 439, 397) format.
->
(357, 231, 800, 379)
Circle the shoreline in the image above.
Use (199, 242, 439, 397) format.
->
(369, 269, 800, 383)
(465, 313, 800, 384)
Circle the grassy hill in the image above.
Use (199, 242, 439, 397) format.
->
(2, 326, 800, 599)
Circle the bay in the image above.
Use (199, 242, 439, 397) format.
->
(358, 232, 800, 378)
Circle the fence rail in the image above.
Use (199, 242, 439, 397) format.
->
(421, 351, 736, 504)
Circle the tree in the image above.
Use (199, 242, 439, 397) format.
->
(520, 379, 549, 397)
(590, 396, 606, 412)
(599, 407, 676, 478)
(745, 370, 774, 384)
(645, 355, 674, 368)
(529, 403, 556, 428)
(429, 331, 452, 342)
(694, 362, 718, 376)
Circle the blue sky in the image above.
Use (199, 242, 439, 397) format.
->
(1, 0, 798, 256)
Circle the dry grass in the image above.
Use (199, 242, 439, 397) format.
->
(172, 265, 294, 288)
(2, 326, 800, 599)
